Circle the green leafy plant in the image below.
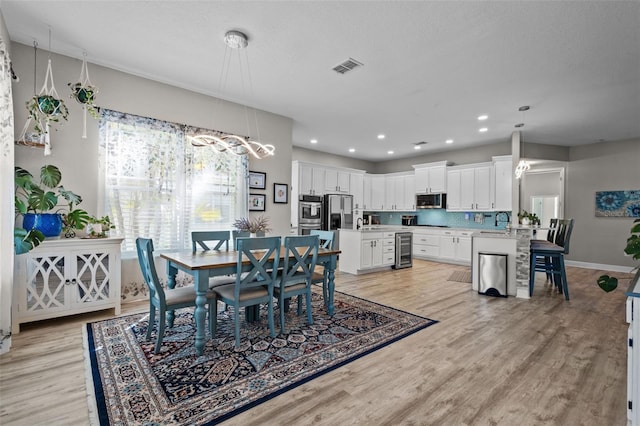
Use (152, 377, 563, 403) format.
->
(87, 215, 115, 238)
(69, 82, 99, 119)
(517, 210, 540, 225)
(597, 219, 640, 292)
(26, 94, 69, 136)
(14, 164, 91, 252)
(233, 215, 271, 234)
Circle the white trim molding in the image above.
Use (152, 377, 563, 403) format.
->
(565, 260, 635, 274)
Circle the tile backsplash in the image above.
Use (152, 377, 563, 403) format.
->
(373, 210, 511, 230)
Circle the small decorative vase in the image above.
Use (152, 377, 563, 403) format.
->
(250, 232, 257, 238)
(22, 213, 63, 238)
(521, 217, 530, 226)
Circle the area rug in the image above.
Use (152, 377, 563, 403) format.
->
(84, 290, 437, 425)
(448, 269, 472, 283)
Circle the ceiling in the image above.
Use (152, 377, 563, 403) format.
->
(2, 1, 639, 162)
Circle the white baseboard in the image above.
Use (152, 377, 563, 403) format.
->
(564, 260, 635, 274)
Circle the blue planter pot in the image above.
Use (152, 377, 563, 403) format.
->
(22, 213, 63, 238)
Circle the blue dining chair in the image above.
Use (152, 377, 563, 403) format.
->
(529, 219, 574, 300)
(275, 235, 319, 333)
(212, 236, 281, 347)
(136, 237, 217, 353)
(232, 229, 265, 249)
(309, 230, 335, 307)
(191, 230, 236, 290)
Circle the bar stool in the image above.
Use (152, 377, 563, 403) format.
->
(529, 219, 574, 300)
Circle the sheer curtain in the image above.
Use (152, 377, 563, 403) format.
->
(99, 109, 248, 255)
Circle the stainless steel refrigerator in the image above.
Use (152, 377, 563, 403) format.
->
(322, 194, 353, 250)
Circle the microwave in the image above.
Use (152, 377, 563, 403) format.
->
(416, 193, 446, 209)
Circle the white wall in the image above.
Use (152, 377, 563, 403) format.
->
(11, 41, 294, 237)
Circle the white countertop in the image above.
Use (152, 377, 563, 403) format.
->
(471, 230, 518, 239)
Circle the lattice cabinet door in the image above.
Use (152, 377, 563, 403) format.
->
(13, 237, 123, 333)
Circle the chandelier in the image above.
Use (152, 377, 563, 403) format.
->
(188, 30, 275, 159)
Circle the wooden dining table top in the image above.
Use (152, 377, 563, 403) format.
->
(160, 247, 341, 271)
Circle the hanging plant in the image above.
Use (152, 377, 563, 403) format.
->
(69, 82, 99, 118)
(26, 93, 69, 135)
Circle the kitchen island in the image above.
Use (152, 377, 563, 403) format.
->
(339, 227, 400, 275)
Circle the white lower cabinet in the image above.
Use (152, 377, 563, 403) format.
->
(413, 231, 440, 258)
(627, 271, 640, 425)
(339, 230, 395, 275)
(12, 237, 124, 333)
(412, 229, 472, 265)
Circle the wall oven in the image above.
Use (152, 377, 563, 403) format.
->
(298, 195, 323, 235)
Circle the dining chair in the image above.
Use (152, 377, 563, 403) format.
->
(529, 218, 574, 300)
(136, 237, 216, 353)
(309, 230, 335, 307)
(191, 230, 236, 289)
(191, 230, 231, 251)
(275, 235, 319, 333)
(232, 230, 265, 249)
(212, 236, 281, 347)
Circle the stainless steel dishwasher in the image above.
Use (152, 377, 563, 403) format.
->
(393, 232, 413, 269)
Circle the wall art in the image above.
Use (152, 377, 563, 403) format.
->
(595, 190, 640, 217)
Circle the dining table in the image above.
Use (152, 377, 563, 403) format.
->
(160, 245, 341, 355)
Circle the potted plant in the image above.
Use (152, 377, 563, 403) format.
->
(233, 215, 271, 236)
(69, 82, 99, 119)
(597, 219, 640, 292)
(14, 164, 91, 254)
(517, 210, 540, 226)
(86, 215, 115, 238)
(26, 94, 69, 136)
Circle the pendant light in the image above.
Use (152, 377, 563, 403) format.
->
(188, 30, 275, 159)
(514, 106, 530, 179)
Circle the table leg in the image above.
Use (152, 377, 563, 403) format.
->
(165, 262, 178, 327)
(193, 270, 209, 356)
(326, 255, 337, 316)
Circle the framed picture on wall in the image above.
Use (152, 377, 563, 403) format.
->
(249, 193, 266, 211)
(274, 183, 288, 204)
(249, 171, 266, 189)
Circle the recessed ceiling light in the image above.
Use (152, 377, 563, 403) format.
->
(445, 139, 454, 144)
(518, 105, 530, 112)
(514, 123, 524, 128)
(310, 139, 318, 144)
(387, 150, 394, 155)
(348, 148, 355, 153)
(479, 127, 488, 133)
(478, 114, 488, 121)
(414, 145, 421, 150)
(377, 134, 385, 140)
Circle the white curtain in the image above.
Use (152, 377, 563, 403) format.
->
(0, 36, 15, 354)
(99, 109, 249, 256)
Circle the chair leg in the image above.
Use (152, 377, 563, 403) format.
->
(323, 270, 329, 309)
(279, 295, 286, 335)
(267, 299, 275, 338)
(558, 255, 569, 300)
(212, 300, 218, 337)
(529, 253, 536, 297)
(155, 309, 166, 354)
(544, 257, 552, 282)
(146, 303, 155, 341)
(208, 300, 215, 336)
(234, 306, 241, 348)
(297, 295, 303, 316)
(305, 289, 313, 325)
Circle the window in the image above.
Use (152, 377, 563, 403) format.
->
(99, 109, 248, 255)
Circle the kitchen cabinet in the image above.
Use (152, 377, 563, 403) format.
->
(351, 172, 364, 209)
(339, 230, 395, 274)
(383, 173, 415, 211)
(325, 168, 350, 193)
(493, 155, 513, 211)
(12, 237, 123, 333)
(297, 162, 325, 196)
(438, 230, 472, 263)
(412, 230, 440, 258)
(627, 271, 640, 425)
(447, 163, 493, 211)
(370, 175, 385, 210)
(413, 161, 450, 194)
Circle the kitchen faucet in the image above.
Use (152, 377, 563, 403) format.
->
(356, 217, 363, 230)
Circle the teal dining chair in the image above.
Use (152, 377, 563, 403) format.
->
(309, 230, 335, 307)
(275, 235, 319, 334)
(136, 237, 217, 353)
(191, 230, 236, 289)
(212, 236, 281, 347)
(529, 219, 574, 300)
(232, 230, 265, 249)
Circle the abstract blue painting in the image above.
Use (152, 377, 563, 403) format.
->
(595, 190, 640, 217)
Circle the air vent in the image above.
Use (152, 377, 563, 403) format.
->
(332, 57, 364, 74)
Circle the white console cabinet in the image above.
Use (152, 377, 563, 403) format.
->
(627, 270, 640, 425)
(12, 237, 123, 333)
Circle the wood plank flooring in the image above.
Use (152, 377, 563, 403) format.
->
(0, 260, 633, 425)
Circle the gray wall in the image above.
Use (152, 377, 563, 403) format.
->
(566, 139, 640, 267)
(292, 146, 374, 171)
(11, 41, 294, 237)
(522, 142, 570, 161)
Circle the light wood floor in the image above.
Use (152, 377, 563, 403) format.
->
(0, 260, 633, 425)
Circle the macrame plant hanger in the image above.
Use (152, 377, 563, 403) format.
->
(17, 41, 44, 152)
(72, 52, 97, 138)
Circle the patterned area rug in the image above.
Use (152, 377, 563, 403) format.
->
(84, 290, 437, 425)
(448, 269, 472, 283)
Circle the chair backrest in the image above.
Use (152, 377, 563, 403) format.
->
(135, 238, 166, 305)
(553, 219, 574, 254)
(191, 230, 231, 252)
(309, 229, 335, 249)
(281, 235, 320, 286)
(235, 236, 281, 295)
(546, 218, 559, 243)
(232, 229, 265, 249)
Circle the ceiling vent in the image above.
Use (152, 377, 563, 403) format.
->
(414, 141, 428, 146)
(332, 57, 363, 75)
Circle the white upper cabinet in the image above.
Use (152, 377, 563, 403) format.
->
(383, 173, 415, 211)
(447, 163, 493, 211)
(298, 163, 325, 196)
(446, 169, 462, 210)
(493, 155, 513, 211)
(370, 175, 385, 210)
(363, 174, 372, 210)
(325, 168, 350, 193)
(413, 161, 451, 194)
(350, 172, 364, 209)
